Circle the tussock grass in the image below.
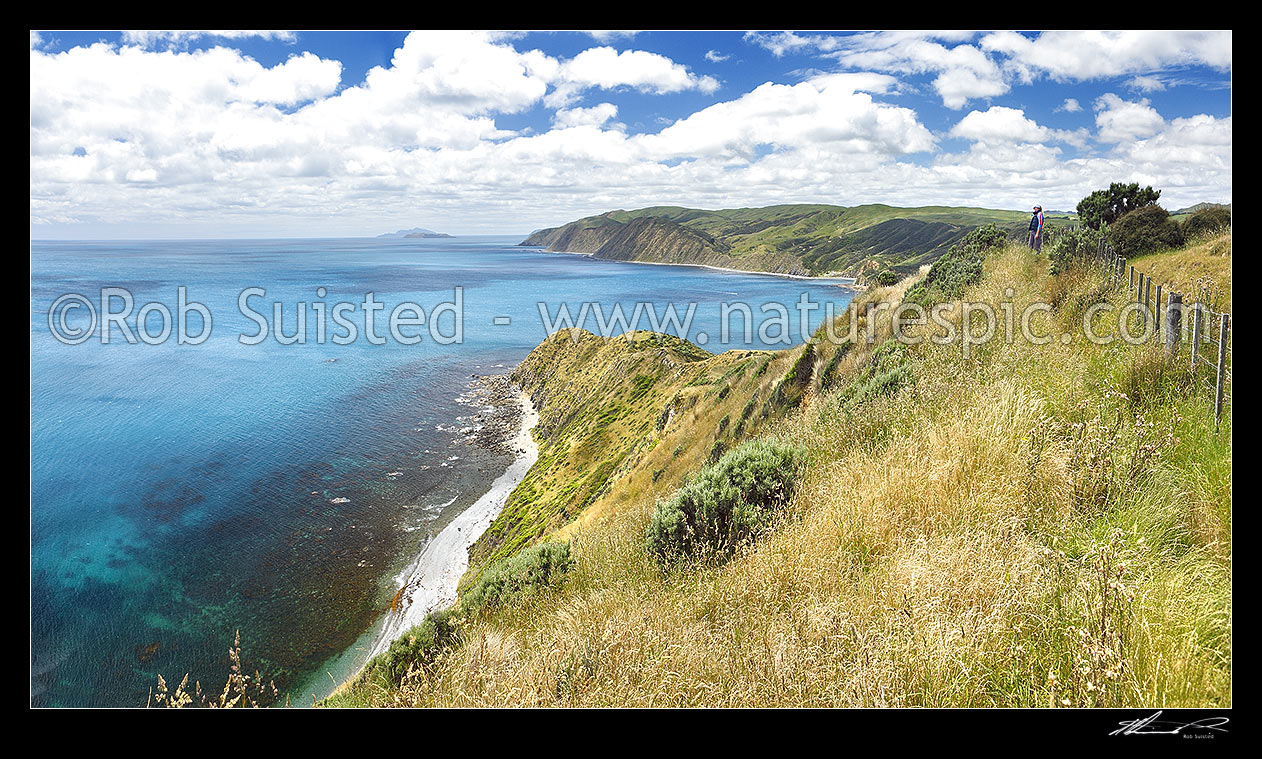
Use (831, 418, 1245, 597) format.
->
(332, 241, 1230, 708)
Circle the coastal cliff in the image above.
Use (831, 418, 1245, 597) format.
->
(523, 214, 807, 275)
(463, 329, 809, 576)
(521, 203, 1038, 280)
(327, 232, 1232, 709)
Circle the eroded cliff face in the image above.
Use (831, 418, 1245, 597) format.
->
(522, 214, 809, 276)
(520, 204, 1030, 278)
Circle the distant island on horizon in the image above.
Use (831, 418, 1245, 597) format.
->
(377, 227, 454, 239)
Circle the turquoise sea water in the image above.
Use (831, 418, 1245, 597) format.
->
(30, 236, 853, 706)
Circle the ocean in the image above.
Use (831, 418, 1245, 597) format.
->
(29, 235, 853, 706)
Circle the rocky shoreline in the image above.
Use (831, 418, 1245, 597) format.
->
(356, 382, 539, 666)
(458, 374, 530, 456)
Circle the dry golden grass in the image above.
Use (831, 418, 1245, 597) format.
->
(329, 243, 1231, 708)
(1132, 231, 1232, 311)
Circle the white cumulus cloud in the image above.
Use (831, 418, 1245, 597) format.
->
(547, 46, 719, 107)
(1094, 93, 1166, 143)
(950, 106, 1086, 146)
(983, 30, 1231, 82)
(822, 31, 1007, 109)
(1125, 75, 1167, 93)
(637, 73, 932, 161)
(553, 102, 619, 128)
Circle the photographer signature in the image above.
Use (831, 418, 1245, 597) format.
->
(1110, 711, 1229, 736)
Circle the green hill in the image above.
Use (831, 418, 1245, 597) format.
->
(521, 203, 1044, 280)
(1172, 202, 1231, 215)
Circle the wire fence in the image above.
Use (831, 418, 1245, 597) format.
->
(1092, 237, 1232, 428)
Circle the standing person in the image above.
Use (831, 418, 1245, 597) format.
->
(1027, 205, 1044, 252)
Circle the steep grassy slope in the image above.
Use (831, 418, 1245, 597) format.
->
(329, 237, 1230, 708)
(522, 203, 1042, 279)
(463, 329, 813, 579)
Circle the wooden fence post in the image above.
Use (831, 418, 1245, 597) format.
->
(1145, 278, 1153, 332)
(1215, 313, 1229, 428)
(1155, 284, 1163, 342)
(1165, 293, 1182, 356)
(1140, 274, 1150, 330)
(1190, 303, 1202, 368)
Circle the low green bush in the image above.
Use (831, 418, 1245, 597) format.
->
(366, 608, 458, 684)
(707, 438, 727, 464)
(646, 440, 806, 564)
(461, 540, 573, 618)
(771, 344, 815, 409)
(1181, 205, 1231, 240)
(1047, 225, 1103, 276)
(364, 540, 573, 685)
(1109, 205, 1182, 257)
(873, 269, 899, 287)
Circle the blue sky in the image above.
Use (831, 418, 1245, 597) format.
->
(30, 30, 1232, 238)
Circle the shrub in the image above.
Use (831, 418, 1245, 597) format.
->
(1109, 205, 1182, 257)
(817, 340, 852, 390)
(963, 222, 1009, 251)
(629, 373, 657, 402)
(366, 608, 459, 684)
(646, 440, 806, 564)
(363, 540, 574, 686)
(873, 269, 899, 287)
(783, 343, 815, 386)
(1047, 225, 1104, 276)
(460, 540, 573, 618)
(1181, 206, 1231, 240)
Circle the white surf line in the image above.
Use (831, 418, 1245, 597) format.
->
(364, 389, 539, 661)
